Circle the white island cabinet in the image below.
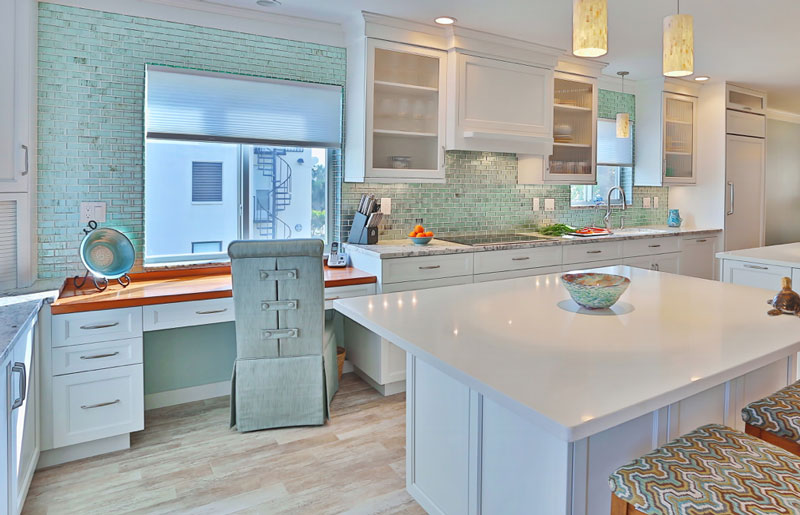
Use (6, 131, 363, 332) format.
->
(335, 266, 800, 514)
(718, 242, 800, 292)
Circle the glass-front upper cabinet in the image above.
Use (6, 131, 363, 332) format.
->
(726, 84, 766, 115)
(544, 71, 597, 184)
(365, 40, 447, 183)
(662, 92, 697, 185)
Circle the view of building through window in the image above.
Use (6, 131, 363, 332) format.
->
(144, 140, 328, 264)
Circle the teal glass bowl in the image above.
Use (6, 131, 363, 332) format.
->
(561, 273, 630, 309)
(409, 236, 433, 246)
(79, 227, 135, 279)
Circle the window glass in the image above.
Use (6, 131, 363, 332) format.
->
(571, 118, 633, 207)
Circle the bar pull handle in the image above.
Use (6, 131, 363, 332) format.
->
(195, 308, 227, 315)
(743, 264, 769, 270)
(21, 144, 29, 176)
(11, 362, 26, 410)
(586, 250, 603, 254)
(80, 352, 120, 360)
(742, 106, 752, 111)
(80, 322, 120, 330)
(441, 146, 446, 169)
(648, 244, 661, 248)
(81, 399, 120, 409)
(418, 265, 441, 270)
(727, 181, 735, 215)
(511, 256, 530, 261)
(696, 239, 707, 243)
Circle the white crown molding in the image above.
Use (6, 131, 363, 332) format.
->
(767, 108, 800, 124)
(43, 0, 346, 47)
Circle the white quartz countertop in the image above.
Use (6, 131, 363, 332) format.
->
(717, 242, 800, 269)
(345, 226, 721, 259)
(0, 291, 55, 362)
(334, 266, 800, 442)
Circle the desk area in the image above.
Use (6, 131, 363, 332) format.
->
(39, 264, 377, 468)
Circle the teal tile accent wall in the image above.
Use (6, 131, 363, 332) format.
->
(37, 3, 346, 278)
(341, 90, 670, 239)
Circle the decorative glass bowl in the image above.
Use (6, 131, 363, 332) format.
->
(561, 272, 631, 309)
(409, 236, 433, 245)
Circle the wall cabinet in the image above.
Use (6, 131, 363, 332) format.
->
(446, 52, 553, 155)
(346, 38, 447, 183)
(726, 84, 766, 115)
(662, 93, 698, 185)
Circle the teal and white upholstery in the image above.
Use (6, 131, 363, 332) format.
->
(742, 379, 800, 442)
(609, 424, 800, 514)
(228, 239, 338, 432)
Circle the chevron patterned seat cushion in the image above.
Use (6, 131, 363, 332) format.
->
(742, 380, 800, 441)
(609, 424, 800, 514)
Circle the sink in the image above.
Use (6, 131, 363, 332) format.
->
(614, 227, 673, 235)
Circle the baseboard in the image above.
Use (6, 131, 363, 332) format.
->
(145, 380, 230, 410)
(353, 366, 406, 396)
(38, 434, 130, 469)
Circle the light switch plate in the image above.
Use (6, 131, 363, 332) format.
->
(642, 197, 651, 209)
(653, 197, 659, 209)
(380, 198, 392, 215)
(80, 201, 106, 223)
(533, 198, 540, 211)
(544, 198, 555, 212)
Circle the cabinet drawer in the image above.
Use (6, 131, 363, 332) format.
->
(473, 265, 562, 283)
(52, 338, 143, 376)
(563, 260, 623, 273)
(722, 260, 791, 291)
(382, 253, 474, 284)
(381, 275, 473, 294)
(562, 241, 622, 265)
(143, 298, 234, 331)
(52, 307, 142, 347)
(473, 245, 562, 274)
(324, 283, 376, 310)
(52, 364, 144, 448)
(726, 110, 765, 138)
(622, 237, 679, 258)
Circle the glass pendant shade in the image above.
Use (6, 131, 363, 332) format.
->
(616, 113, 630, 139)
(573, 0, 608, 57)
(663, 14, 694, 77)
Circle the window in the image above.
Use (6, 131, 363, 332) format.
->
(571, 118, 633, 207)
(144, 66, 342, 264)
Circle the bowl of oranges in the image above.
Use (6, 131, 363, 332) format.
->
(408, 225, 434, 245)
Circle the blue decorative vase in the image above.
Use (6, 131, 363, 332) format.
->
(667, 209, 683, 227)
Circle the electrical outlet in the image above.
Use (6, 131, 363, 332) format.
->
(533, 198, 540, 211)
(653, 197, 659, 209)
(380, 198, 392, 215)
(544, 198, 555, 212)
(80, 201, 106, 223)
(642, 197, 651, 209)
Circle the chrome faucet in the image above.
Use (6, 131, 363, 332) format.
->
(603, 186, 627, 232)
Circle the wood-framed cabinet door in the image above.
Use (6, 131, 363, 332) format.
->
(662, 92, 697, 185)
(365, 39, 447, 183)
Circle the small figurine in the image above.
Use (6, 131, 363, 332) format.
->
(767, 277, 800, 317)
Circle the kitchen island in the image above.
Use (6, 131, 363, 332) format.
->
(718, 242, 800, 292)
(334, 266, 800, 515)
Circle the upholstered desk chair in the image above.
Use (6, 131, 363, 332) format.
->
(228, 239, 338, 432)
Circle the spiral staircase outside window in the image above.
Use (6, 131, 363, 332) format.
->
(252, 147, 304, 240)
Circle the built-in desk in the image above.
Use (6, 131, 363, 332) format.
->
(39, 265, 377, 468)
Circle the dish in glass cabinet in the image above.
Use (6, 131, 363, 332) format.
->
(560, 272, 630, 309)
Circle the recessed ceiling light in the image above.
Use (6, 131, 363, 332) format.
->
(434, 16, 456, 25)
(694, 76, 710, 82)
(256, 0, 281, 6)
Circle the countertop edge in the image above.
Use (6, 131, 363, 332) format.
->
(0, 293, 53, 362)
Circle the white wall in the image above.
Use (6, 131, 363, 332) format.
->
(765, 118, 800, 245)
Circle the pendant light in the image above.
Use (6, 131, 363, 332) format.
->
(662, 0, 694, 77)
(616, 72, 630, 139)
(572, 0, 608, 58)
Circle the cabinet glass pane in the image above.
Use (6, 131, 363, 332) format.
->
(664, 96, 693, 179)
(549, 146, 592, 176)
(729, 90, 763, 111)
(374, 49, 439, 89)
(551, 77, 593, 177)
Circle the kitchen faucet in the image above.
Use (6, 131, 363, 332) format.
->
(603, 186, 627, 232)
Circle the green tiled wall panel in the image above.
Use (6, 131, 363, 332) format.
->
(37, 3, 346, 278)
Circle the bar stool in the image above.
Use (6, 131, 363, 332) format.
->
(742, 380, 800, 456)
(609, 424, 800, 515)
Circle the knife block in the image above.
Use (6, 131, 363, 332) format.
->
(347, 211, 378, 245)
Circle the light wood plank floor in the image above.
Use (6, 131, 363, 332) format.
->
(23, 374, 424, 515)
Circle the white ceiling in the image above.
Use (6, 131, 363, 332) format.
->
(198, 0, 800, 114)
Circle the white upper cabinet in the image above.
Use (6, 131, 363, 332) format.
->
(635, 78, 700, 187)
(726, 84, 766, 115)
(446, 52, 553, 154)
(0, 0, 36, 194)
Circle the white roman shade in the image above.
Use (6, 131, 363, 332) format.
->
(145, 66, 342, 148)
(597, 118, 633, 166)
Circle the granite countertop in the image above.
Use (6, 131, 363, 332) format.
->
(0, 291, 57, 362)
(717, 242, 800, 269)
(345, 226, 723, 259)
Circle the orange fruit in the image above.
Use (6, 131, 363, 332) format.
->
(424, 231, 433, 237)
(413, 225, 424, 233)
(408, 231, 417, 237)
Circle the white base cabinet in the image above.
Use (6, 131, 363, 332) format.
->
(679, 235, 720, 280)
(721, 260, 792, 292)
